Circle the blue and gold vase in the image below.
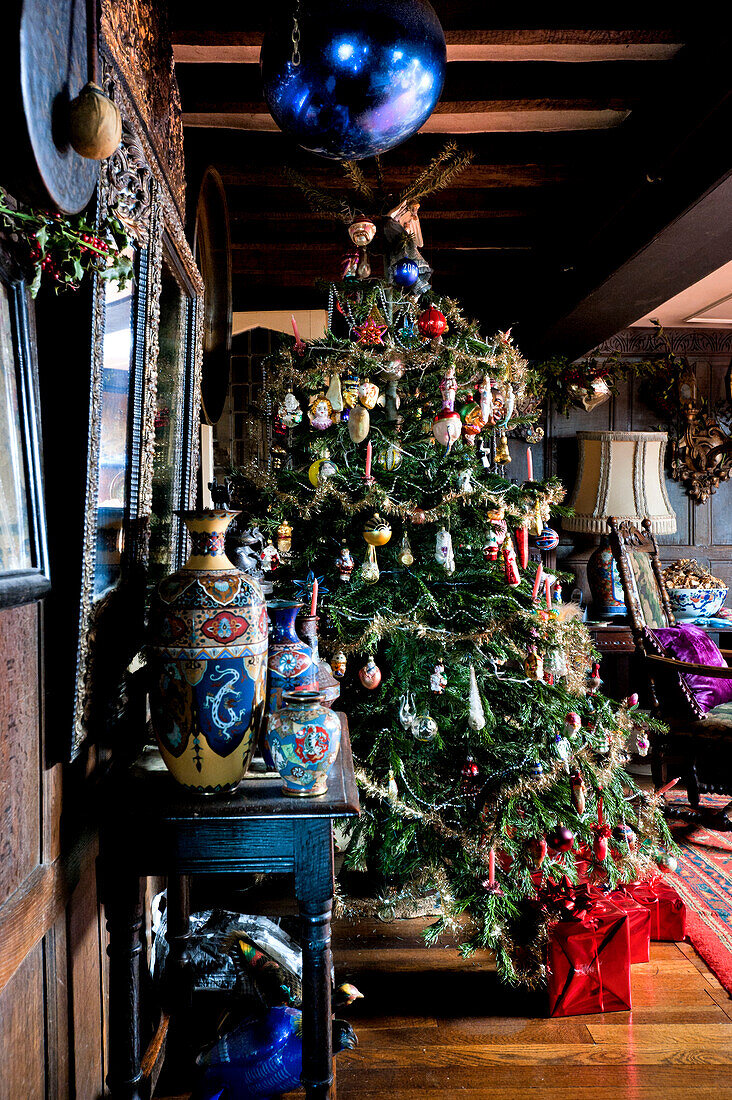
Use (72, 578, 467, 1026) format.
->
(265, 691, 341, 797)
(266, 601, 319, 712)
(148, 510, 268, 793)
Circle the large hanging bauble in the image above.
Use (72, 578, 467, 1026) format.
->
(260, 0, 446, 160)
(358, 655, 382, 689)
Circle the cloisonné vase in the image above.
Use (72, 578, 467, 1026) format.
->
(148, 510, 268, 793)
(265, 691, 341, 797)
(266, 601, 319, 712)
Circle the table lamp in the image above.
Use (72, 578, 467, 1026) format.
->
(564, 431, 677, 617)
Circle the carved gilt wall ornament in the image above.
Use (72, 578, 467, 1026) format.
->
(666, 362, 732, 503)
(670, 408, 732, 503)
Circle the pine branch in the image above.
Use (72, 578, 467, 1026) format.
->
(395, 142, 475, 207)
(282, 167, 354, 221)
(341, 160, 375, 202)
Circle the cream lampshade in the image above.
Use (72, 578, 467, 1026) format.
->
(564, 431, 677, 616)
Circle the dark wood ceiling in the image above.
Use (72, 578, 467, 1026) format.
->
(172, 8, 732, 355)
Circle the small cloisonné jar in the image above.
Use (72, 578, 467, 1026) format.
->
(265, 691, 341, 797)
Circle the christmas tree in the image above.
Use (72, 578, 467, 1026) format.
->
(230, 154, 673, 987)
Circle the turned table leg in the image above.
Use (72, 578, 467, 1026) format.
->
(163, 874, 194, 1089)
(106, 873, 144, 1100)
(295, 820, 335, 1100)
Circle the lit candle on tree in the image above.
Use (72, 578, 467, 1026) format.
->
(310, 576, 319, 617)
(526, 446, 533, 481)
(531, 563, 543, 601)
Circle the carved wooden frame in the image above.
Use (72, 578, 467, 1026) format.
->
(607, 517, 674, 648)
(70, 54, 202, 757)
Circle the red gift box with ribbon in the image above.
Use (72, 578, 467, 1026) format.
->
(547, 891, 632, 1017)
(577, 884, 651, 964)
(625, 877, 687, 942)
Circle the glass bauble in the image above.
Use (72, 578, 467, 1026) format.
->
(260, 0, 446, 161)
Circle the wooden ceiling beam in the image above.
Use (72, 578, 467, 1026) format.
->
(172, 24, 685, 64)
(177, 62, 646, 133)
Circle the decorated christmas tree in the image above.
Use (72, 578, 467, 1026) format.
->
(230, 153, 673, 987)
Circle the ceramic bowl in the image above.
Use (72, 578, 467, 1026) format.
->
(667, 586, 728, 623)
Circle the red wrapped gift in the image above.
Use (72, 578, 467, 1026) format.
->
(626, 877, 687, 942)
(583, 885, 651, 964)
(547, 895, 632, 1017)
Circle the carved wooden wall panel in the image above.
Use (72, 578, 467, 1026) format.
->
(0, 943, 46, 1099)
(0, 605, 41, 904)
(101, 0, 185, 218)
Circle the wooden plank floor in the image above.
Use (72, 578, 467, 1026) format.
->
(330, 916, 732, 1099)
(158, 914, 732, 1099)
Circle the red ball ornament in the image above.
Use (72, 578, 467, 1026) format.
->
(417, 306, 448, 339)
(547, 825, 574, 853)
(412, 508, 428, 525)
(358, 655, 381, 690)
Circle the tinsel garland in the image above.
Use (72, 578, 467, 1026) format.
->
(233, 455, 564, 525)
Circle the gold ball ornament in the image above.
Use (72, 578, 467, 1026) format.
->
(363, 513, 392, 546)
(68, 82, 122, 160)
(377, 442, 403, 471)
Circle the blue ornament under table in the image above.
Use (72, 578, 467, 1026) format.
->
(260, 0, 446, 160)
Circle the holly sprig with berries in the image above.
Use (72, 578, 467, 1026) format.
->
(0, 196, 134, 297)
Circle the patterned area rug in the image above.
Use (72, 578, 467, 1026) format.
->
(665, 790, 732, 994)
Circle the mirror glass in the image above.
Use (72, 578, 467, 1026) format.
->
(94, 256, 136, 599)
(0, 284, 33, 573)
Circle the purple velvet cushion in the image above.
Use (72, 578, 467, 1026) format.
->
(650, 625, 732, 713)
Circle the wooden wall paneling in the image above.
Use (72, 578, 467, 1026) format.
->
(0, 941, 46, 1100)
(0, 604, 41, 904)
(43, 913, 70, 1100)
(68, 844, 106, 1100)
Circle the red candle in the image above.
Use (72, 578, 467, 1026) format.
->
(531, 563, 543, 601)
(488, 847, 495, 885)
(291, 313, 304, 351)
(365, 440, 372, 479)
(310, 576, 318, 616)
(526, 447, 533, 481)
(544, 576, 552, 610)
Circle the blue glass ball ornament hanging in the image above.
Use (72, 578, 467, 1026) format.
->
(392, 258, 419, 288)
(260, 0, 447, 160)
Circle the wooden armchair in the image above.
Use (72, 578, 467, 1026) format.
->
(607, 517, 732, 822)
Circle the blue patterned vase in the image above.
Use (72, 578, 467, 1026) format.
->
(266, 601, 319, 712)
(265, 691, 341, 797)
(148, 510, 268, 793)
(587, 537, 626, 618)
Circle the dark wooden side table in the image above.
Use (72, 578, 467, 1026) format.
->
(100, 715, 359, 1100)
(585, 623, 638, 701)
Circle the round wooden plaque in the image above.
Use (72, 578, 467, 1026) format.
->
(3, 0, 98, 213)
(194, 167, 233, 426)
